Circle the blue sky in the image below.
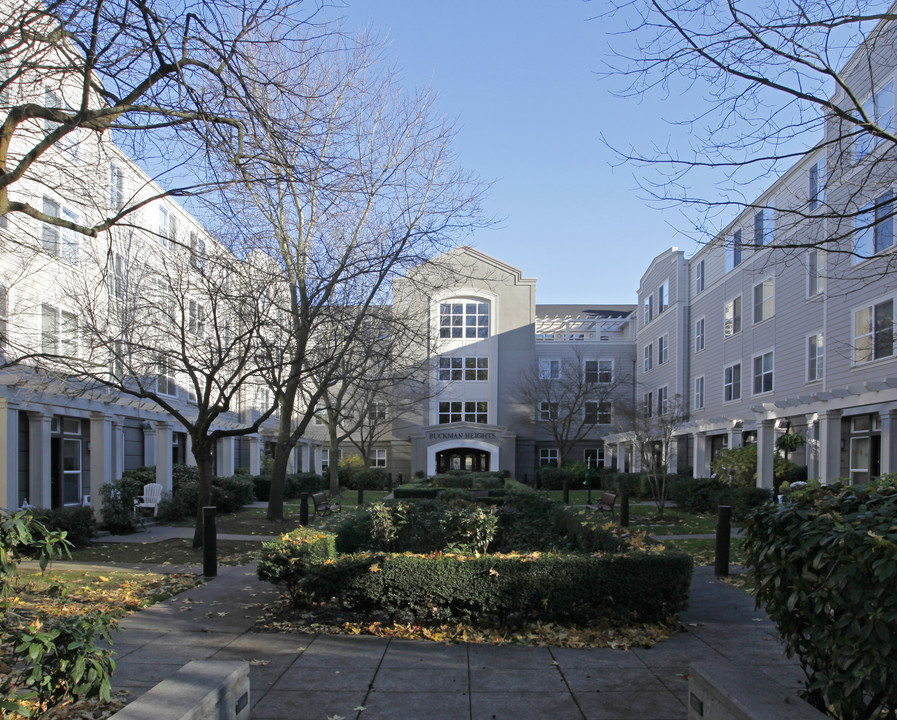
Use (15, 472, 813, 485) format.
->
(328, 0, 710, 304)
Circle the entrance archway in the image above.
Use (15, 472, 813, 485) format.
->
(435, 447, 491, 473)
(427, 438, 500, 477)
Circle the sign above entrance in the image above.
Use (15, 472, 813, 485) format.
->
(428, 431, 497, 440)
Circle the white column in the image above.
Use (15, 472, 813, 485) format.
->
(89, 412, 113, 519)
(805, 415, 820, 480)
(248, 436, 261, 476)
(818, 410, 843, 484)
(693, 432, 709, 478)
(184, 432, 198, 467)
(879, 410, 897, 475)
(631, 444, 642, 473)
(217, 436, 235, 478)
(112, 418, 125, 481)
(727, 424, 743, 449)
(155, 421, 173, 492)
(0, 398, 19, 509)
(288, 444, 299, 474)
(29, 412, 52, 507)
(756, 419, 776, 490)
(301, 441, 312, 472)
(143, 422, 156, 468)
(667, 438, 679, 475)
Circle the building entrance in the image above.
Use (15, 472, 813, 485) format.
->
(435, 447, 491, 473)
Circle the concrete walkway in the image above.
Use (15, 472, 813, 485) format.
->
(105, 564, 803, 720)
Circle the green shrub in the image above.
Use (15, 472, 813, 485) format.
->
(215, 475, 256, 512)
(296, 550, 692, 625)
(253, 475, 272, 501)
(393, 484, 438, 499)
(99, 473, 146, 534)
(284, 472, 327, 498)
(256, 528, 337, 603)
(670, 477, 771, 519)
(172, 464, 199, 486)
(711, 444, 794, 487)
(32, 506, 96, 548)
(744, 477, 897, 720)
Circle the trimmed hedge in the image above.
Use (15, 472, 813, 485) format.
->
(252, 473, 328, 501)
(31, 506, 96, 548)
(669, 477, 771, 519)
(301, 550, 692, 625)
(257, 528, 337, 603)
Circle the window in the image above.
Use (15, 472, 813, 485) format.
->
(158, 205, 170, 248)
(190, 232, 206, 271)
(856, 82, 893, 161)
(0, 284, 7, 355)
(643, 294, 654, 325)
(724, 296, 742, 337)
(438, 401, 462, 424)
(726, 230, 743, 271)
(807, 334, 824, 382)
(539, 448, 558, 466)
(658, 280, 669, 313)
(585, 401, 612, 425)
(321, 448, 330, 469)
(854, 299, 894, 363)
(657, 334, 669, 364)
(41, 304, 58, 354)
(110, 339, 124, 381)
(465, 357, 488, 380)
(465, 402, 487, 423)
(157, 359, 177, 396)
(598, 360, 612, 383)
(752, 351, 774, 395)
(584, 401, 598, 424)
(584, 447, 605, 467)
(695, 260, 705, 294)
(539, 359, 561, 379)
(854, 193, 894, 261)
(809, 157, 825, 210)
(808, 249, 824, 297)
(643, 344, 653, 372)
(584, 360, 598, 383)
(439, 357, 462, 381)
(597, 401, 612, 425)
(724, 363, 741, 402)
(370, 449, 387, 468)
(753, 279, 774, 323)
(657, 386, 668, 416)
(110, 253, 126, 300)
(694, 376, 705, 410)
(695, 318, 705, 352)
(439, 401, 487, 424)
(643, 391, 653, 418)
(439, 300, 489, 339)
(110, 162, 125, 211)
(368, 402, 387, 422)
(41, 197, 79, 263)
(754, 207, 774, 246)
(188, 300, 205, 336)
(539, 402, 558, 421)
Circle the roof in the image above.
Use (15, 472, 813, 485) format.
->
(535, 304, 636, 320)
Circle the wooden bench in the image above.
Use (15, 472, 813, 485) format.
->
(311, 491, 341, 516)
(587, 491, 617, 517)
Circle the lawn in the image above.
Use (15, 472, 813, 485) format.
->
(63, 539, 266, 567)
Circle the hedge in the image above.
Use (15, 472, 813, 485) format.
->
(669, 477, 771, 518)
(300, 550, 692, 625)
(31, 506, 96, 548)
(252, 473, 328, 501)
(257, 528, 337, 603)
(744, 477, 897, 720)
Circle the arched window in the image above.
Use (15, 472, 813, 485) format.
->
(439, 300, 489, 339)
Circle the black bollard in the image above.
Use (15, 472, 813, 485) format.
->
(398, 473, 403, 485)
(715, 505, 732, 577)
(202, 506, 217, 578)
(299, 492, 309, 527)
(621, 491, 630, 527)
(357, 478, 365, 506)
(387, 473, 393, 492)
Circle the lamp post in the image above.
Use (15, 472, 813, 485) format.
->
(585, 456, 593, 505)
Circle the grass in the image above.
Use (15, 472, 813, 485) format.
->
(661, 537, 746, 567)
(63, 539, 264, 567)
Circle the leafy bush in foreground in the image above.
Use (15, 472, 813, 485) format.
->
(744, 477, 897, 720)
(257, 528, 337, 603)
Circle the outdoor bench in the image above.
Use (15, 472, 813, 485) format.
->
(311, 491, 341, 516)
(587, 491, 617, 517)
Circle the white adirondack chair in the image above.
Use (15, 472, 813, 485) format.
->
(136, 483, 163, 517)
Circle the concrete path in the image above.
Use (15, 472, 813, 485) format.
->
(106, 564, 803, 720)
(97, 525, 278, 543)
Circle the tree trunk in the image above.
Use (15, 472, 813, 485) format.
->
(191, 440, 216, 548)
(268, 383, 299, 521)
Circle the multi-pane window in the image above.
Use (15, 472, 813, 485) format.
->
(585, 360, 613, 384)
(657, 386, 669, 416)
(726, 229, 743, 271)
(157, 205, 170, 248)
(643, 391, 653, 418)
(807, 334, 824, 382)
(854, 299, 894, 364)
(694, 376, 705, 410)
(539, 402, 558, 421)
(753, 279, 774, 323)
(584, 447, 605, 467)
(856, 82, 894, 161)
(439, 401, 488, 424)
(585, 360, 599, 383)
(724, 363, 741, 402)
(41, 197, 79, 263)
(539, 448, 558, 466)
(110, 162, 125, 211)
(321, 448, 330, 469)
(809, 157, 825, 209)
(439, 301, 489, 339)
(368, 402, 387, 422)
(585, 400, 612, 425)
(157, 359, 177, 396)
(808, 249, 824, 297)
(657, 334, 669, 364)
(724, 296, 742, 337)
(41, 305, 76, 357)
(439, 357, 463, 381)
(439, 401, 462, 424)
(539, 358, 560, 379)
(643, 344, 653, 372)
(597, 401, 612, 425)
(188, 300, 205, 336)
(752, 352, 774, 394)
(854, 193, 894, 261)
(584, 401, 598, 424)
(464, 401, 488, 423)
(370, 449, 387, 468)
(695, 318, 705, 352)
(190, 232, 206, 271)
(643, 294, 654, 325)
(110, 253, 126, 300)
(754, 207, 774, 246)
(658, 280, 669, 313)
(695, 260, 705, 294)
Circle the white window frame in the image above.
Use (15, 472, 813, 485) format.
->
(853, 297, 895, 364)
(110, 162, 125, 212)
(157, 359, 177, 397)
(753, 278, 774, 324)
(438, 401, 463, 424)
(658, 280, 669, 313)
(643, 391, 653, 418)
(808, 249, 824, 298)
(539, 448, 559, 467)
(158, 205, 170, 248)
(695, 260, 705, 294)
(695, 317, 705, 353)
(724, 296, 742, 337)
(854, 193, 894, 262)
(723, 363, 741, 403)
(439, 300, 490, 340)
(643, 293, 654, 325)
(538, 401, 558, 422)
(726, 229, 743, 272)
(752, 350, 774, 395)
(188, 300, 205, 336)
(657, 385, 669, 416)
(807, 333, 824, 383)
(370, 449, 387, 468)
(694, 376, 705, 410)
(754, 206, 774, 246)
(190, 232, 206, 271)
(658, 334, 669, 364)
(598, 359, 613, 383)
(856, 82, 894, 162)
(809, 156, 825, 210)
(539, 358, 561, 380)
(643, 343, 653, 372)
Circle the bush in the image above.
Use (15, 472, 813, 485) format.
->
(32, 506, 96, 548)
(99, 473, 146, 534)
(392, 484, 438, 500)
(669, 477, 771, 519)
(296, 550, 692, 625)
(744, 477, 897, 720)
(253, 475, 272, 502)
(711, 444, 794, 487)
(215, 475, 256, 512)
(256, 528, 337, 603)
(284, 472, 327, 498)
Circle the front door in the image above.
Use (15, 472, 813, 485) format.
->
(435, 447, 491, 473)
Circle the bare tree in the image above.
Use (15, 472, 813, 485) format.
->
(615, 391, 688, 519)
(602, 0, 897, 267)
(0, 0, 316, 238)
(205, 34, 486, 521)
